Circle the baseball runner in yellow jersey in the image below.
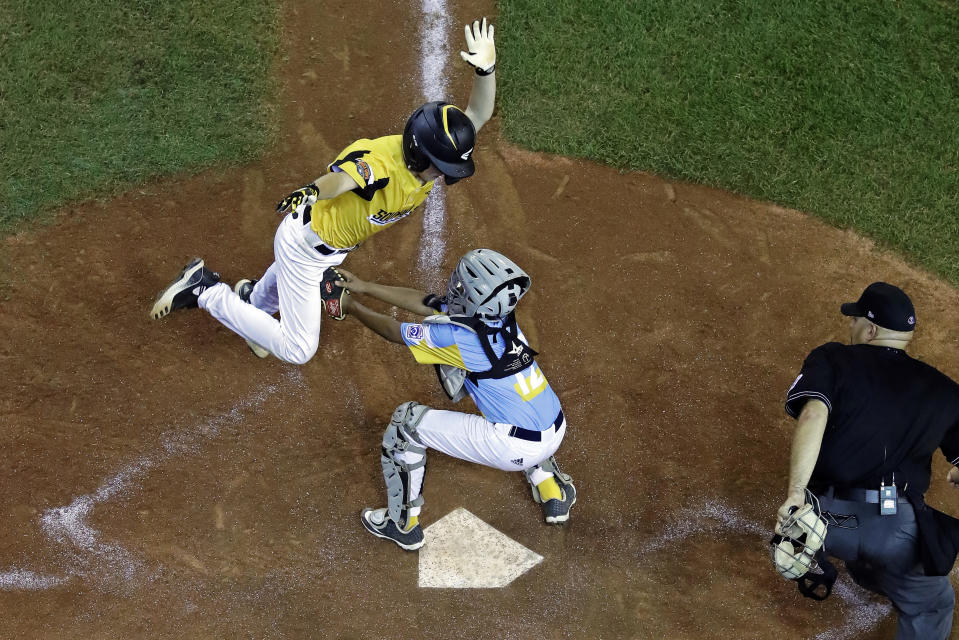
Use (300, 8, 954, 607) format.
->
(148, 19, 497, 365)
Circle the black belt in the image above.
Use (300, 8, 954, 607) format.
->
(508, 410, 564, 442)
(314, 243, 352, 256)
(293, 207, 354, 255)
(830, 487, 909, 504)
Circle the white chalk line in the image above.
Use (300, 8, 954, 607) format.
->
(0, 371, 302, 591)
(638, 499, 892, 640)
(416, 0, 450, 274)
(813, 579, 892, 640)
(0, 569, 68, 591)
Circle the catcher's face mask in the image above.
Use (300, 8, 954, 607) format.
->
(769, 494, 836, 599)
(444, 249, 531, 320)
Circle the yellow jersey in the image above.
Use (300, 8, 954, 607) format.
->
(310, 135, 435, 248)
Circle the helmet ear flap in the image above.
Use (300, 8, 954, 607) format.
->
(403, 115, 430, 172)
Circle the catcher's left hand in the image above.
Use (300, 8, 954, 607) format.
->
(321, 267, 349, 320)
(460, 18, 495, 74)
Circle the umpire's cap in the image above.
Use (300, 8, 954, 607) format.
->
(841, 282, 916, 331)
(403, 102, 476, 182)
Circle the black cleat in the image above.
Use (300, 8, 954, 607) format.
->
(542, 480, 577, 525)
(234, 278, 258, 303)
(360, 508, 425, 551)
(150, 258, 220, 320)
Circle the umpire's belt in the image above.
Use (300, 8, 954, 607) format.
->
(508, 411, 564, 442)
(830, 487, 909, 504)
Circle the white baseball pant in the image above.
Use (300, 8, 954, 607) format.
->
(398, 408, 567, 518)
(198, 210, 347, 364)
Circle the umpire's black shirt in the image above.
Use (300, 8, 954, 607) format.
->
(786, 342, 959, 495)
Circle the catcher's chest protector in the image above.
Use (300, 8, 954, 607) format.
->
(444, 313, 539, 382)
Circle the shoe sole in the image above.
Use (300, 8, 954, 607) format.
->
(360, 509, 424, 551)
(545, 487, 577, 525)
(150, 258, 204, 320)
(233, 280, 271, 358)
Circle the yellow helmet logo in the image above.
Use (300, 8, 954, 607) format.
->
(441, 105, 462, 149)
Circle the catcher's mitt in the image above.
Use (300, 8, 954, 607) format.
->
(321, 267, 349, 320)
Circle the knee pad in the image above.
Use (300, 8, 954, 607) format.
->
(381, 402, 431, 526)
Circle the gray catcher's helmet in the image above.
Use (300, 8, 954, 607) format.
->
(446, 249, 531, 321)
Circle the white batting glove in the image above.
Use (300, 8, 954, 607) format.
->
(460, 18, 495, 75)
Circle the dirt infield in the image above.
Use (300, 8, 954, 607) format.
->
(2, 1, 958, 638)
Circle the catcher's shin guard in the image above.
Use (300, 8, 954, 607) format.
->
(381, 402, 430, 529)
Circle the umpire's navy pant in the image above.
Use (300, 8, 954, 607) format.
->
(818, 495, 955, 640)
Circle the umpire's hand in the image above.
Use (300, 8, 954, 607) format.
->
(775, 488, 806, 534)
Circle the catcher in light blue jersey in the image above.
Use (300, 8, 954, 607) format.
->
(336, 249, 576, 551)
(403, 303, 562, 431)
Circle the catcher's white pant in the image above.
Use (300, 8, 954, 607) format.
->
(398, 408, 567, 518)
(198, 211, 347, 364)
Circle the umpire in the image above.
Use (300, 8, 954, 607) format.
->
(777, 281, 959, 639)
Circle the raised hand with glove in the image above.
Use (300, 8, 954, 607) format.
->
(460, 17, 495, 75)
(460, 18, 497, 135)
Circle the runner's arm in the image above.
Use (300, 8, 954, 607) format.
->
(464, 73, 495, 134)
(309, 171, 361, 200)
(461, 19, 496, 132)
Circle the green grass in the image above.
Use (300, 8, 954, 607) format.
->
(0, 0, 279, 231)
(498, 0, 959, 282)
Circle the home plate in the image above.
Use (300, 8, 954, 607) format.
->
(418, 508, 543, 588)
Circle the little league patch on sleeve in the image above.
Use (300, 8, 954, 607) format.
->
(353, 159, 374, 185)
(404, 324, 425, 343)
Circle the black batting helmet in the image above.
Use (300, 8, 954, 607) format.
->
(402, 102, 476, 182)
